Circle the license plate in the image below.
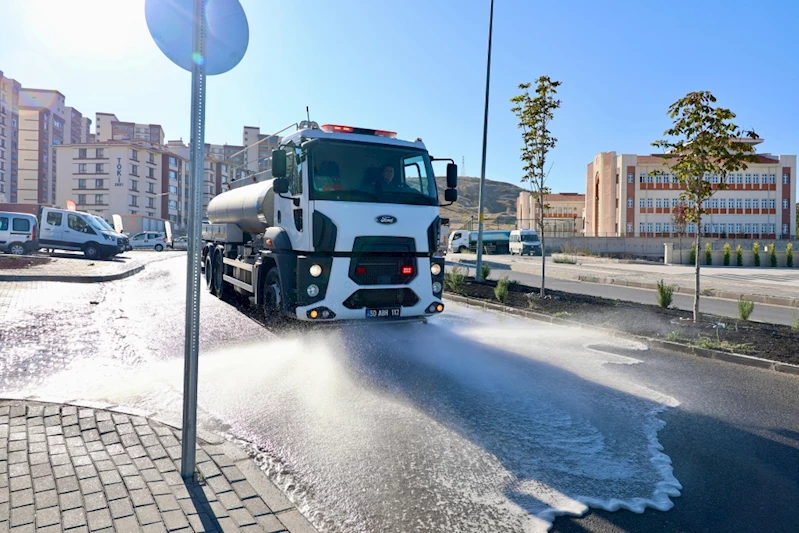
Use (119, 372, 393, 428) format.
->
(365, 308, 401, 319)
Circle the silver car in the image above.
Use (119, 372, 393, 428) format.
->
(0, 212, 39, 255)
(130, 232, 168, 252)
(169, 236, 188, 250)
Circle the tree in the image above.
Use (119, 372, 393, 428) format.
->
(510, 76, 562, 297)
(671, 202, 689, 264)
(651, 91, 758, 322)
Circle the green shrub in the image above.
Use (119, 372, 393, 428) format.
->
(705, 243, 712, 265)
(689, 242, 697, 265)
(788, 243, 794, 268)
(736, 244, 743, 266)
(738, 296, 755, 321)
(792, 315, 799, 332)
(770, 243, 777, 267)
(753, 242, 760, 266)
(553, 256, 577, 264)
(444, 266, 465, 293)
(480, 263, 491, 281)
(656, 279, 674, 309)
(723, 243, 731, 266)
(495, 276, 510, 303)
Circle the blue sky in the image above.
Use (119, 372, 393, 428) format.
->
(1, 0, 798, 193)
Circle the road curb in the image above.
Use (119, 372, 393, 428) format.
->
(444, 292, 799, 376)
(0, 395, 318, 533)
(0, 263, 145, 283)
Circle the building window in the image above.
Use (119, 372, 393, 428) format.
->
(131, 180, 138, 191)
(169, 156, 178, 167)
(647, 175, 653, 183)
(168, 200, 177, 208)
(783, 199, 789, 209)
(131, 149, 138, 161)
(712, 199, 719, 208)
(646, 222, 653, 233)
(735, 223, 742, 234)
(687, 223, 695, 233)
(77, 194, 86, 205)
(147, 182, 155, 193)
(131, 164, 138, 176)
(704, 223, 711, 234)
(655, 198, 662, 208)
(95, 163, 103, 173)
(130, 195, 138, 206)
(96, 148, 104, 158)
(147, 197, 154, 208)
(78, 179, 86, 189)
(626, 223, 633, 234)
(735, 199, 742, 209)
(761, 199, 767, 209)
(745, 174, 751, 184)
(752, 174, 759, 184)
(762, 223, 769, 234)
(627, 173, 633, 183)
(769, 223, 775, 234)
(639, 222, 645, 234)
(95, 194, 103, 204)
(736, 174, 743, 184)
(627, 198, 633, 208)
(663, 222, 670, 233)
(745, 199, 751, 209)
(655, 223, 662, 233)
(702, 200, 710, 208)
(78, 163, 86, 174)
(148, 167, 154, 179)
(670, 198, 677, 207)
(78, 148, 87, 159)
(148, 153, 155, 164)
(169, 170, 177, 181)
(711, 174, 719, 184)
(645, 198, 652, 208)
(768, 174, 775, 184)
(744, 223, 751, 234)
(719, 199, 726, 209)
(169, 185, 178, 194)
(784, 224, 790, 235)
(784, 174, 790, 184)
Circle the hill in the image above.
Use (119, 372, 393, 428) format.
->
(435, 176, 526, 229)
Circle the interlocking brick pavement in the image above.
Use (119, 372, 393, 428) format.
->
(0, 400, 316, 533)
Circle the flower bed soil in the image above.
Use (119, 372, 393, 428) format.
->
(0, 255, 51, 270)
(450, 278, 799, 365)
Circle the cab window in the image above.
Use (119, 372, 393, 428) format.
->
(452, 232, 461, 240)
(68, 214, 94, 234)
(12, 218, 30, 232)
(0, 217, 8, 231)
(285, 145, 303, 196)
(46, 212, 63, 226)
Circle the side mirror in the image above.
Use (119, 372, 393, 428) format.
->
(273, 178, 289, 194)
(444, 188, 458, 203)
(272, 149, 287, 178)
(446, 163, 458, 189)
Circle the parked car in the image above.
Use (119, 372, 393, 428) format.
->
(130, 232, 168, 251)
(168, 236, 188, 250)
(0, 211, 39, 255)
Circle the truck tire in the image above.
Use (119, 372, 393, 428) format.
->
(458, 246, 467, 253)
(205, 256, 216, 295)
(262, 267, 282, 317)
(213, 251, 232, 300)
(83, 242, 100, 259)
(8, 242, 25, 256)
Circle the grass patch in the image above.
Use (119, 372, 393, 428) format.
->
(553, 256, 577, 264)
(692, 336, 755, 354)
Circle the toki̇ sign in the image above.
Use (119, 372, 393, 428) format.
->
(115, 157, 123, 186)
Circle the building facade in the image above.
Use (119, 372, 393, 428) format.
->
(95, 113, 165, 145)
(585, 142, 797, 239)
(517, 192, 585, 236)
(0, 71, 21, 202)
(242, 126, 279, 174)
(55, 141, 190, 228)
(65, 107, 92, 144)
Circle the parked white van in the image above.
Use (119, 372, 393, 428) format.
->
(509, 229, 542, 256)
(39, 208, 125, 259)
(0, 212, 39, 255)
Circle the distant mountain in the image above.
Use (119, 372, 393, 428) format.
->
(436, 175, 526, 227)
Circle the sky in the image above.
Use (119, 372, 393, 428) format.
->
(1, 0, 798, 194)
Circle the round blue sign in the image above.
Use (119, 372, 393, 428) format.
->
(145, 0, 249, 76)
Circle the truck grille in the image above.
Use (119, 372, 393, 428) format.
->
(349, 236, 417, 285)
(343, 289, 420, 310)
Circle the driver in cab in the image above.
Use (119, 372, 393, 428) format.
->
(376, 165, 413, 193)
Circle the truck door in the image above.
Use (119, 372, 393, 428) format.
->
(276, 145, 310, 251)
(40, 210, 65, 247)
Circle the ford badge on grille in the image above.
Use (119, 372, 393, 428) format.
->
(376, 215, 397, 225)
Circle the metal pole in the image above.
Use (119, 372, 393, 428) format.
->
(181, 0, 206, 481)
(475, 0, 494, 281)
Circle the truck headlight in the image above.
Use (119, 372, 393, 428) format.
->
(307, 284, 320, 297)
(432, 281, 442, 293)
(430, 263, 442, 276)
(309, 264, 323, 277)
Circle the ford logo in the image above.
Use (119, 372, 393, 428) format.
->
(376, 215, 397, 225)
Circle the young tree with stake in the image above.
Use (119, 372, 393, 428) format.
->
(651, 91, 758, 322)
(511, 76, 561, 297)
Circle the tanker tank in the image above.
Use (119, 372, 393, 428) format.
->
(205, 179, 277, 234)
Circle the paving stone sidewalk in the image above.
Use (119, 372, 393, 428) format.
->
(0, 400, 316, 533)
(0, 252, 178, 283)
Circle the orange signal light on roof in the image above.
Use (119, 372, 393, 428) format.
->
(320, 124, 397, 139)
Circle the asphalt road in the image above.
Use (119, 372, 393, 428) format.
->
(447, 262, 795, 326)
(2, 256, 798, 532)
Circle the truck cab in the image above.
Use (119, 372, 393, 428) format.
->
(203, 122, 458, 322)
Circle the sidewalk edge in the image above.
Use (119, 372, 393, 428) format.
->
(0, 264, 145, 283)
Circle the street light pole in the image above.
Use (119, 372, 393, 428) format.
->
(180, 0, 207, 480)
(475, 0, 494, 282)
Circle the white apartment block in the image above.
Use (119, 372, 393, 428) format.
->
(585, 140, 796, 240)
(95, 113, 165, 145)
(0, 71, 21, 202)
(55, 141, 190, 228)
(242, 126, 279, 175)
(18, 89, 68, 205)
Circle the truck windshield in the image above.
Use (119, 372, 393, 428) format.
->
(521, 234, 539, 242)
(307, 141, 438, 206)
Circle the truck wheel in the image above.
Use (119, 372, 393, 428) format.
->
(205, 256, 216, 295)
(8, 242, 25, 256)
(213, 252, 232, 300)
(83, 243, 100, 259)
(262, 267, 282, 316)
(458, 246, 467, 253)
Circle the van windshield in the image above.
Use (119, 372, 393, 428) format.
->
(88, 216, 110, 232)
(521, 234, 539, 242)
(92, 216, 114, 231)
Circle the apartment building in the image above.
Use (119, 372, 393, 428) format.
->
(17, 89, 68, 204)
(0, 71, 21, 202)
(95, 113, 165, 145)
(55, 140, 190, 228)
(242, 126, 279, 174)
(517, 192, 585, 235)
(585, 140, 797, 239)
(65, 107, 92, 144)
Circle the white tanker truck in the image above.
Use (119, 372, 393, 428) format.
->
(201, 121, 458, 322)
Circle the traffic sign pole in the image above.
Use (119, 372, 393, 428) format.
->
(180, 0, 207, 480)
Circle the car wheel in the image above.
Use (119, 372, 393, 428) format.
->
(83, 242, 100, 259)
(9, 242, 25, 256)
(155, 244, 164, 252)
